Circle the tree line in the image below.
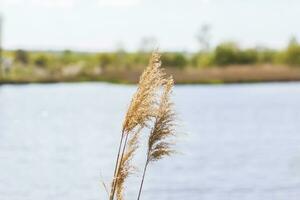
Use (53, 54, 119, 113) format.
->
(5, 37, 300, 71)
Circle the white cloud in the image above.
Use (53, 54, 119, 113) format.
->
(3, 0, 141, 9)
(4, 0, 75, 8)
(32, 0, 74, 8)
(201, 0, 211, 4)
(3, 0, 23, 5)
(98, 0, 141, 7)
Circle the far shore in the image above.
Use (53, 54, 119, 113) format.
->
(1, 65, 300, 85)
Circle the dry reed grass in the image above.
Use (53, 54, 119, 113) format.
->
(147, 77, 176, 162)
(122, 52, 164, 133)
(108, 51, 177, 200)
(115, 128, 140, 200)
(136, 77, 176, 200)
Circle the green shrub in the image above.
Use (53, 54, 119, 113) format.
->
(99, 53, 116, 68)
(257, 49, 277, 64)
(192, 53, 214, 67)
(34, 54, 49, 67)
(214, 42, 238, 66)
(236, 49, 258, 64)
(15, 49, 29, 64)
(161, 53, 187, 68)
(60, 50, 78, 65)
(284, 39, 300, 66)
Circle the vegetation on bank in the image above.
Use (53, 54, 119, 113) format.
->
(1, 38, 300, 84)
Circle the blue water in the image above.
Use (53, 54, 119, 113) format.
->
(0, 82, 300, 200)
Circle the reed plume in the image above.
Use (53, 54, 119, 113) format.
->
(109, 52, 165, 200)
(137, 77, 176, 200)
(122, 52, 164, 133)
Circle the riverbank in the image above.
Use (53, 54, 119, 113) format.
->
(1, 65, 300, 84)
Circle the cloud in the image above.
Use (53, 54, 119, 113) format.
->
(98, 0, 141, 7)
(3, 0, 141, 8)
(32, 0, 75, 8)
(4, 0, 75, 8)
(200, 0, 211, 4)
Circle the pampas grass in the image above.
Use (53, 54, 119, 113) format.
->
(136, 77, 176, 200)
(122, 52, 164, 133)
(108, 51, 177, 200)
(109, 52, 164, 200)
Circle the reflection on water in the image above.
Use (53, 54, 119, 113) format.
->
(0, 82, 300, 200)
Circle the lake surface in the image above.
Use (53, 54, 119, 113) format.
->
(0, 82, 300, 200)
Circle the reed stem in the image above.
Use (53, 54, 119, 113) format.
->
(137, 157, 149, 200)
(109, 131, 125, 200)
(110, 132, 129, 200)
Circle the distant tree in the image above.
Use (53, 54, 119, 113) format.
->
(192, 53, 214, 68)
(161, 53, 187, 69)
(116, 49, 128, 68)
(64, 49, 72, 55)
(129, 53, 148, 66)
(284, 37, 300, 66)
(214, 42, 238, 66)
(61, 50, 74, 65)
(237, 49, 258, 64)
(99, 53, 115, 69)
(34, 54, 49, 67)
(15, 49, 29, 64)
(257, 48, 277, 64)
(196, 24, 212, 52)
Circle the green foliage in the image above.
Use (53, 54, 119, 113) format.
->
(192, 53, 214, 68)
(2, 37, 300, 84)
(6, 45, 300, 71)
(161, 53, 187, 68)
(284, 39, 300, 66)
(15, 49, 29, 64)
(214, 42, 239, 66)
(126, 53, 149, 67)
(34, 54, 49, 67)
(99, 53, 116, 68)
(257, 49, 277, 63)
(61, 50, 77, 65)
(214, 43, 259, 66)
(236, 49, 258, 64)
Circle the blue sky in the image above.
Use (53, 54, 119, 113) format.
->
(1, 0, 300, 51)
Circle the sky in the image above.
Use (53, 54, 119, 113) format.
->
(0, 0, 300, 52)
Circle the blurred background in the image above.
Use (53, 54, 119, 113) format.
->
(0, 0, 300, 200)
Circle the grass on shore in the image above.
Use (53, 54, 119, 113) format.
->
(1, 64, 300, 84)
